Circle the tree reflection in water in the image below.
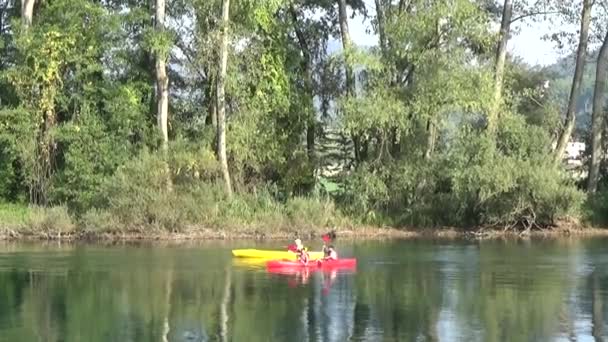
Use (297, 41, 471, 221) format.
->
(0, 240, 607, 341)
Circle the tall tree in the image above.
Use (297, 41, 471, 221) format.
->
(554, 0, 592, 162)
(21, 0, 35, 26)
(155, 0, 169, 153)
(217, 0, 232, 197)
(587, 28, 608, 192)
(289, 5, 316, 163)
(337, 0, 354, 94)
(374, 0, 387, 56)
(337, 0, 363, 163)
(488, 0, 513, 135)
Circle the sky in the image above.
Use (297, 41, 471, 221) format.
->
(338, 1, 576, 67)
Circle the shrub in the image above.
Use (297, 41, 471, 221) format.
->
(338, 166, 390, 222)
(0, 202, 30, 229)
(27, 205, 75, 234)
(584, 189, 608, 227)
(79, 208, 122, 234)
(284, 196, 340, 229)
(334, 115, 584, 229)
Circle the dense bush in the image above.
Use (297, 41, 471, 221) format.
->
(584, 188, 608, 227)
(335, 115, 584, 229)
(72, 147, 348, 233)
(0, 203, 74, 236)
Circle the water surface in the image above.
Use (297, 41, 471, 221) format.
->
(0, 238, 607, 341)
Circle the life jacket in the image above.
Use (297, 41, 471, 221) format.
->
(300, 250, 309, 264)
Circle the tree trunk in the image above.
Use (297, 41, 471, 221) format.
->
(338, 0, 354, 94)
(424, 120, 437, 160)
(488, 0, 512, 135)
(21, 0, 35, 26)
(554, 0, 592, 163)
(374, 0, 388, 56)
(155, 0, 172, 191)
(338, 0, 362, 164)
(155, 0, 169, 152)
(587, 29, 608, 193)
(290, 5, 316, 163)
(217, 0, 233, 197)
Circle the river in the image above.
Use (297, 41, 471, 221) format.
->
(0, 238, 606, 341)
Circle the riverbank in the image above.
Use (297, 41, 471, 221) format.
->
(1, 202, 607, 242)
(2, 221, 608, 242)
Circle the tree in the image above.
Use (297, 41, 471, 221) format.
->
(289, 4, 316, 163)
(155, 0, 169, 153)
(21, 0, 35, 26)
(217, 0, 232, 197)
(587, 28, 608, 192)
(554, 0, 592, 163)
(154, 0, 172, 192)
(337, 0, 365, 163)
(489, 0, 513, 135)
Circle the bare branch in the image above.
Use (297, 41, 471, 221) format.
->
(510, 10, 562, 24)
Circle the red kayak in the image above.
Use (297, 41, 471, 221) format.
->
(266, 258, 357, 269)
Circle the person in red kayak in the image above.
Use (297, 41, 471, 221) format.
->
(321, 232, 338, 260)
(322, 234, 331, 258)
(299, 247, 310, 265)
(324, 245, 338, 260)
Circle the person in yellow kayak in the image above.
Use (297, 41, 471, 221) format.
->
(287, 238, 305, 253)
(295, 238, 304, 252)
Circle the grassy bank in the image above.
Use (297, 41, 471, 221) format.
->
(2, 202, 607, 242)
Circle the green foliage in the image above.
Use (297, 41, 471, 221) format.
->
(78, 147, 346, 232)
(337, 114, 584, 228)
(27, 206, 75, 234)
(339, 166, 390, 221)
(0, 0, 596, 234)
(0, 203, 74, 235)
(584, 189, 608, 226)
(0, 202, 31, 229)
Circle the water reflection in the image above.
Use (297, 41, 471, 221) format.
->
(0, 239, 607, 341)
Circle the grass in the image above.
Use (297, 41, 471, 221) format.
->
(0, 184, 606, 241)
(0, 202, 31, 229)
(0, 203, 75, 238)
(78, 183, 353, 237)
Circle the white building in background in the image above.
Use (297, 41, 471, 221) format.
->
(561, 141, 587, 180)
(565, 141, 585, 164)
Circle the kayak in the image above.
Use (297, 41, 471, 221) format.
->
(232, 249, 324, 261)
(266, 258, 357, 269)
(267, 266, 355, 276)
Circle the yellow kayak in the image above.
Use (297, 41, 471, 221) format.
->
(231, 249, 323, 261)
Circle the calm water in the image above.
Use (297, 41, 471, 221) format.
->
(0, 238, 607, 341)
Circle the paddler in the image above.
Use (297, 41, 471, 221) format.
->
(321, 232, 336, 258)
(295, 238, 304, 252)
(287, 238, 304, 253)
(322, 234, 331, 258)
(323, 245, 338, 260)
(299, 247, 310, 265)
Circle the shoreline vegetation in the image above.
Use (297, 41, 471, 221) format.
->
(3, 1, 608, 243)
(3, 225, 608, 242)
(1, 202, 607, 242)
